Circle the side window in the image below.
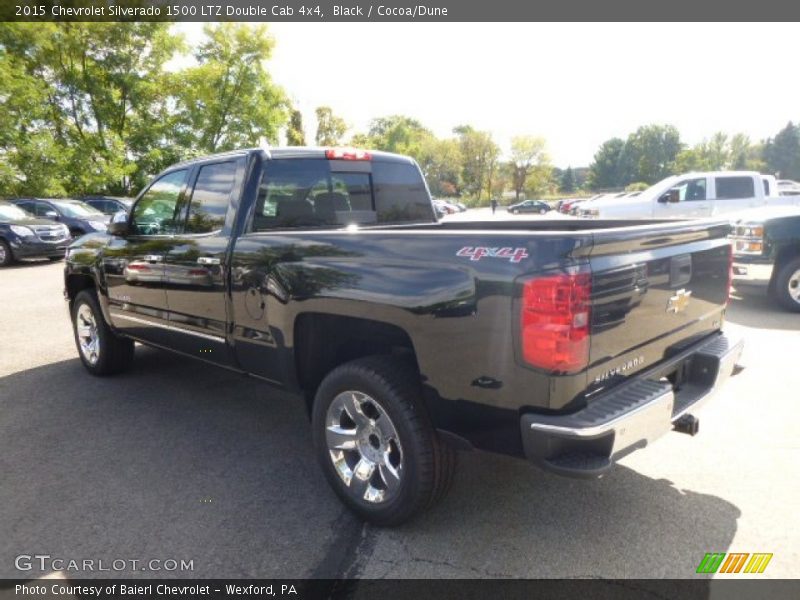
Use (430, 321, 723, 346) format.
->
(185, 162, 237, 233)
(35, 202, 52, 216)
(715, 177, 755, 200)
(674, 178, 707, 201)
(131, 170, 187, 236)
(373, 161, 435, 223)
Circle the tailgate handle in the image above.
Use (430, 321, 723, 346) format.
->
(670, 254, 692, 288)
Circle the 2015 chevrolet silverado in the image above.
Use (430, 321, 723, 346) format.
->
(64, 147, 743, 524)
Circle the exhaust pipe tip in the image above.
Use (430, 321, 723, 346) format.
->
(673, 414, 700, 436)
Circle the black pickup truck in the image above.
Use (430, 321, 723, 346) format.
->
(731, 205, 800, 311)
(65, 147, 743, 524)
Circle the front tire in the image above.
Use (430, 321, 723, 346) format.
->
(312, 356, 456, 526)
(539, 208, 547, 215)
(71, 290, 135, 375)
(0, 240, 14, 266)
(773, 257, 800, 312)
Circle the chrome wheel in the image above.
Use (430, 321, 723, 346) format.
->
(788, 269, 800, 304)
(76, 304, 100, 365)
(0, 243, 8, 264)
(326, 390, 403, 504)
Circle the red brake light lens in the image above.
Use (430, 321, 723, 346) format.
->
(325, 148, 371, 161)
(520, 269, 591, 373)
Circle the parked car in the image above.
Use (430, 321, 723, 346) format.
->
(11, 198, 111, 237)
(432, 198, 458, 215)
(65, 147, 742, 525)
(0, 200, 71, 266)
(507, 199, 551, 214)
(577, 171, 796, 219)
(83, 196, 134, 216)
(731, 205, 800, 311)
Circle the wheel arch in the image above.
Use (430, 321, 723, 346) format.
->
(293, 312, 419, 415)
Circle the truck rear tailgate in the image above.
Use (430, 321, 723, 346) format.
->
(586, 220, 731, 386)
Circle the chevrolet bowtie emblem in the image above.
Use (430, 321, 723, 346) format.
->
(667, 289, 692, 313)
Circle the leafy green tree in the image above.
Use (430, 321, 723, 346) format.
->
(588, 138, 625, 189)
(0, 22, 183, 195)
(560, 166, 575, 193)
(509, 135, 549, 200)
(357, 115, 430, 155)
(416, 136, 462, 197)
(175, 24, 288, 157)
(624, 124, 681, 184)
(764, 122, 800, 179)
(453, 125, 499, 202)
(315, 106, 347, 146)
(286, 110, 306, 146)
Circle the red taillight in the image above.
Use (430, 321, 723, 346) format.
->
(520, 269, 591, 373)
(325, 147, 371, 161)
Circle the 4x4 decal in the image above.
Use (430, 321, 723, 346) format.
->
(456, 246, 529, 263)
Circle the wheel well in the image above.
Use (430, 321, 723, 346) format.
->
(294, 313, 418, 413)
(65, 273, 95, 305)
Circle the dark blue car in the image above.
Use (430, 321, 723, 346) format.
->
(11, 198, 111, 237)
(0, 201, 72, 266)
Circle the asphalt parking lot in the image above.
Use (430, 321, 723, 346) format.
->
(1, 244, 798, 580)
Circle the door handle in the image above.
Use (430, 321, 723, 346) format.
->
(197, 256, 221, 266)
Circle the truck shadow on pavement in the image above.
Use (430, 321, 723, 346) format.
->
(0, 346, 740, 580)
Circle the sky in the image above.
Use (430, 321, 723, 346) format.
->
(174, 22, 799, 167)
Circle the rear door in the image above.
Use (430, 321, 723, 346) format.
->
(161, 159, 243, 366)
(710, 175, 759, 215)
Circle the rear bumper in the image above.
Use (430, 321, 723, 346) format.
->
(520, 332, 744, 478)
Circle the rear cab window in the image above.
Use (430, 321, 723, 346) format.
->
(251, 157, 434, 231)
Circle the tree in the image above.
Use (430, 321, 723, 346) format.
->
(509, 135, 549, 200)
(416, 136, 462, 197)
(286, 110, 306, 146)
(560, 166, 575, 193)
(315, 106, 347, 146)
(357, 115, 430, 156)
(175, 24, 288, 157)
(764, 122, 800, 179)
(588, 138, 625, 190)
(453, 125, 499, 202)
(0, 22, 183, 195)
(624, 124, 681, 184)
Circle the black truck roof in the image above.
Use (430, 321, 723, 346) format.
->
(171, 146, 416, 169)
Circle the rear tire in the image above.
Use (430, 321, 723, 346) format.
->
(773, 257, 800, 312)
(0, 240, 13, 266)
(71, 290, 135, 375)
(312, 356, 456, 526)
(539, 208, 547, 215)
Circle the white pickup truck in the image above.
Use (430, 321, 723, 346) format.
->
(577, 171, 798, 219)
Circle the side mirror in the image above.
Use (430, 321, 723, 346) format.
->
(45, 210, 58, 219)
(658, 189, 680, 204)
(107, 211, 129, 236)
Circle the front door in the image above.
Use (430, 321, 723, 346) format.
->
(654, 176, 710, 218)
(104, 169, 189, 346)
(162, 159, 242, 366)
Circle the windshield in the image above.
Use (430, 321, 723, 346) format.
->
(51, 200, 105, 218)
(0, 203, 31, 222)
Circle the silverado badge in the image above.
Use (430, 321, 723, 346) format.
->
(667, 289, 692, 314)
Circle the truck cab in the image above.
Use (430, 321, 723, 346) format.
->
(580, 171, 795, 219)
